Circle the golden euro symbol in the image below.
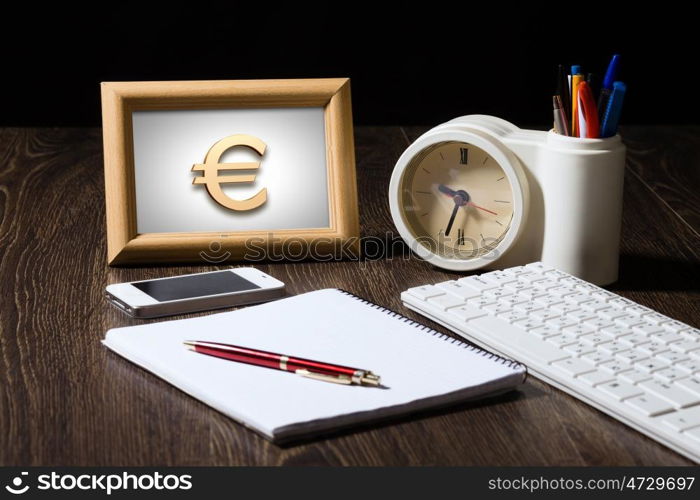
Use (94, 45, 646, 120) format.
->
(192, 134, 267, 211)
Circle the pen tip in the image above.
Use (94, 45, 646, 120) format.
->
(183, 340, 196, 350)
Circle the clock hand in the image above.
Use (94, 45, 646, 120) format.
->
(445, 203, 459, 236)
(438, 184, 457, 197)
(467, 202, 498, 216)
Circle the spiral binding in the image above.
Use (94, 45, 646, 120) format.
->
(337, 289, 524, 371)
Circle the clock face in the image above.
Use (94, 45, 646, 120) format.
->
(400, 141, 515, 260)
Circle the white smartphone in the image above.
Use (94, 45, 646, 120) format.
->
(105, 268, 285, 319)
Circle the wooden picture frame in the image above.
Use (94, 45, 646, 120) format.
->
(101, 78, 359, 265)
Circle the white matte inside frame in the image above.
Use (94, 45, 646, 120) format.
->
(132, 107, 330, 233)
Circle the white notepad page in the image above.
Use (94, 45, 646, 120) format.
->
(103, 289, 526, 442)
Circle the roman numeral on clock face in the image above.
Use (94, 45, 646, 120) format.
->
(460, 148, 468, 165)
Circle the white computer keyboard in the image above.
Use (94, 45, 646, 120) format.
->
(401, 262, 700, 463)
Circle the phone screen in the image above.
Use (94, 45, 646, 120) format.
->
(133, 271, 260, 302)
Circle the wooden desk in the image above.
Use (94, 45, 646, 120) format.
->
(0, 126, 698, 466)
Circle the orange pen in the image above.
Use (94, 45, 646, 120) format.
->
(570, 73, 584, 137)
(577, 81, 600, 138)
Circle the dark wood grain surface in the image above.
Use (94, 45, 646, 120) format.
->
(0, 125, 698, 466)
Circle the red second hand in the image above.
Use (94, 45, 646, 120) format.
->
(468, 202, 498, 216)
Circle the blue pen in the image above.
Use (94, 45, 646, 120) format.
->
(602, 54, 622, 90)
(601, 81, 626, 138)
(598, 54, 621, 119)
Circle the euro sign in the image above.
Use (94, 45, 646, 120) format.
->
(192, 134, 267, 211)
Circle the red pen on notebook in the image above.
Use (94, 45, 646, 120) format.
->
(183, 341, 381, 386)
(576, 81, 600, 138)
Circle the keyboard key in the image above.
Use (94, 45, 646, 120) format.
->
(579, 332, 614, 346)
(670, 341, 700, 354)
(513, 302, 544, 315)
(619, 370, 653, 384)
(406, 285, 444, 301)
(458, 276, 498, 292)
(542, 268, 570, 280)
(655, 351, 689, 365)
(479, 271, 518, 286)
(581, 351, 614, 366)
(525, 262, 554, 273)
(552, 358, 596, 377)
(545, 317, 578, 330)
(599, 308, 629, 321)
(635, 359, 668, 373)
(530, 310, 561, 322)
(677, 359, 700, 374)
(599, 360, 634, 375)
(564, 310, 596, 323)
(563, 324, 596, 337)
(598, 341, 630, 356)
(449, 305, 488, 321)
(625, 305, 653, 316)
(551, 304, 581, 316)
(636, 341, 669, 356)
(547, 286, 577, 298)
(498, 311, 529, 324)
(681, 329, 700, 341)
(501, 265, 530, 276)
(519, 273, 548, 284)
(468, 315, 570, 364)
(597, 380, 644, 401)
(632, 323, 665, 337)
(546, 333, 579, 348)
(565, 293, 595, 305)
(619, 334, 651, 348)
(517, 290, 547, 301)
(661, 405, 700, 431)
(563, 342, 596, 357)
(584, 318, 615, 331)
(427, 294, 465, 311)
(534, 296, 564, 309)
(615, 351, 649, 364)
(608, 297, 638, 310)
(578, 370, 615, 386)
(483, 288, 513, 301)
(642, 312, 672, 325)
(533, 279, 562, 291)
(625, 394, 674, 417)
(513, 319, 545, 331)
(663, 320, 691, 334)
(615, 314, 646, 329)
(527, 325, 560, 339)
(504, 283, 531, 296)
(654, 367, 689, 384)
(482, 303, 513, 316)
(435, 281, 482, 299)
(588, 289, 619, 302)
(674, 377, 700, 397)
(498, 295, 529, 307)
(650, 331, 686, 345)
(600, 324, 633, 338)
(640, 379, 700, 408)
(467, 297, 497, 309)
(582, 300, 612, 313)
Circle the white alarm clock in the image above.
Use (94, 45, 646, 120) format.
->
(389, 115, 626, 285)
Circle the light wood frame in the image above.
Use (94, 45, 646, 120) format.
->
(101, 78, 359, 265)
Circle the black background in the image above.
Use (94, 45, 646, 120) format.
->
(0, 3, 694, 127)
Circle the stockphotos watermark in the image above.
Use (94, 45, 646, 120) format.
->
(199, 232, 503, 264)
(3, 470, 192, 496)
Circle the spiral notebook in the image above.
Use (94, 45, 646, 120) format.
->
(103, 289, 526, 442)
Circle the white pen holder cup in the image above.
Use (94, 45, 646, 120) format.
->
(540, 132, 625, 284)
(498, 129, 626, 285)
